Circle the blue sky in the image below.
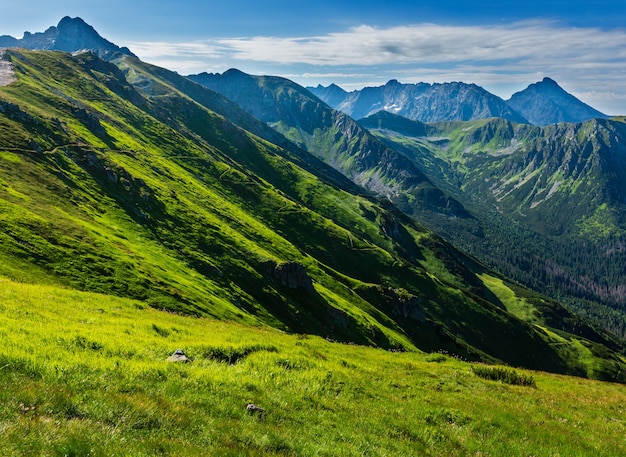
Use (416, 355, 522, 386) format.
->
(1, 1, 626, 114)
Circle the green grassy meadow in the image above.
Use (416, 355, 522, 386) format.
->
(1, 276, 625, 456)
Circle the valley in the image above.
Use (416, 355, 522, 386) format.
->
(362, 113, 626, 337)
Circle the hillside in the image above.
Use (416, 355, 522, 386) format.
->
(189, 69, 469, 219)
(2, 277, 626, 456)
(364, 112, 626, 337)
(2, 49, 626, 381)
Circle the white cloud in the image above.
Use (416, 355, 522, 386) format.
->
(216, 21, 626, 67)
(127, 41, 226, 60)
(124, 21, 626, 114)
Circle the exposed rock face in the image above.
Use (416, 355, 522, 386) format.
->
(73, 107, 107, 138)
(270, 261, 315, 292)
(309, 80, 528, 124)
(506, 77, 608, 126)
(382, 287, 426, 322)
(0, 16, 136, 59)
(0, 53, 15, 87)
(309, 83, 348, 107)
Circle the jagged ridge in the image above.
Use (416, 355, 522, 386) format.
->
(309, 79, 529, 124)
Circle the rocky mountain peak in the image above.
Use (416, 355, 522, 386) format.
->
(540, 76, 558, 85)
(506, 77, 607, 125)
(57, 15, 88, 29)
(0, 16, 136, 59)
(306, 82, 348, 106)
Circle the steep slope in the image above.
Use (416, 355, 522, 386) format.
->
(308, 79, 528, 123)
(112, 57, 364, 198)
(0, 16, 136, 58)
(189, 69, 468, 219)
(2, 49, 625, 379)
(365, 112, 626, 338)
(506, 77, 609, 125)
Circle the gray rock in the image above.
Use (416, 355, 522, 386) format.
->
(270, 261, 315, 292)
(167, 348, 189, 362)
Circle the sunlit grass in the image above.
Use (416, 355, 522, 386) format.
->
(1, 277, 625, 456)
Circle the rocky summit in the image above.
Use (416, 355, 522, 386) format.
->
(0, 16, 136, 58)
(506, 77, 609, 125)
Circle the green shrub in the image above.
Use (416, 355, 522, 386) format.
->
(151, 323, 170, 338)
(471, 365, 536, 388)
(426, 353, 448, 363)
(197, 344, 277, 364)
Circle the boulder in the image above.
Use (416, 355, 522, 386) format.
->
(167, 348, 189, 362)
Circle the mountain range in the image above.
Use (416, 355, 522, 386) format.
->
(1, 17, 626, 385)
(188, 69, 468, 219)
(309, 77, 609, 126)
(190, 66, 626, 338)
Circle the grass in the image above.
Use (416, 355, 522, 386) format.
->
(1, 276, 626, 456)
(479, 273, 537, 322)
(471, 365, 537, 387)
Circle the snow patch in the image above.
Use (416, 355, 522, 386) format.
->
(383, 103, 403, 113)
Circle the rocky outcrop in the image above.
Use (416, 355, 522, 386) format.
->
(167, 349, 189, 362)
(0, 52, 15, 87)
(269, 261, 315, 292)
(382, 287, 426, 322)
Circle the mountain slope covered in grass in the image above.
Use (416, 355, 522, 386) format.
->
(1, 48, 625, 380)
(1, 277, 625, 456)
(189, 69, 469, 221)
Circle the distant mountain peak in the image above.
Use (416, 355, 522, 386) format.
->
(309, 79, 528, 123)
(326, 83, 345, 90)
(0, 16, 136, 59)
(540, 76, 558, 85)
(305, 82, 348, 106)
(223, 68, 247, 76)
(527, 77, 567, 94)
(506, 77, 607, 125)
(57, 15, 87, 28)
